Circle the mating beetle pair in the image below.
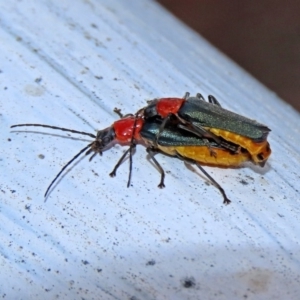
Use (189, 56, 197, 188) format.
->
(11, 92, 271, 204)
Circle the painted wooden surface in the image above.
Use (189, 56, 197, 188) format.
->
(1, 0, 300, 299)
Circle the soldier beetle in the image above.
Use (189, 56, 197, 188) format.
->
(140, 121, 255, 204)
(140, 121, 252, 167)
(141, 92, 271, 167)
(11, 113, 233, 204)
(11, 116, 143, 198)
(11, 95, 271, 205)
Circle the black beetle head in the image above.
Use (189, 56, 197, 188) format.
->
(92, 126, 116, 153)
(143, 99, 159, 118)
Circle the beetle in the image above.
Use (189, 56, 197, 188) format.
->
(139, 120, 255, 204)
(11, 113, 236, 204)
(11, 115, 143, 197)
(12, 104, 267, 205)
(140, 92, 271, 167)
(140, 121, 252, 168)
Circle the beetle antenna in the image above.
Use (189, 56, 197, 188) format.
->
(11, 124, 96, 138)
(44, 142, 94, 198)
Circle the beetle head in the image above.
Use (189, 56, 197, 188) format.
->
(143, 99, 159, 118)
(91, 126, 116, 154)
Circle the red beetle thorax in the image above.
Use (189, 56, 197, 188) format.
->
(156, 98, 185, 118)
(113, 117, 143, 143)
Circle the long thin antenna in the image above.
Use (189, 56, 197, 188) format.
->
(11, 124, 96, 138)
(44, 142, 94, 198)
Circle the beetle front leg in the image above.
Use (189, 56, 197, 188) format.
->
(113, 107, 134, 119)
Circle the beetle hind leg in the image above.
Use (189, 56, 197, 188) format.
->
(146, 147, 166, 188)
(195, 163, 231, 205)
(175, 152, 231, 205)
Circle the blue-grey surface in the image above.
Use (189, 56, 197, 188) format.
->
(1, 0, 300, 299)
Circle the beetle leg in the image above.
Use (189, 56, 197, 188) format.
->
(109, 147, 130, 177)
(154, 114, 173, 147)
(195, 163, 231, 205)
(88, 152, 98, 161)
(202, 139, 217, 157)
(109, 143, 137, 188)
(113, 107, 124, 118)
(195, 93, 205, 101)
(183, 92, 190, 99)
(177, 123, 208, 138)
(175, 152, 231, 205)
(113, 107, 134, 119)
(193, 93, 222, 106)
(176, 123, 239, 153)
(127, 142, 136, 187)
(146, 147, 166, 188)
(208, 95, 221, 106)
(189, 124, 239, 153)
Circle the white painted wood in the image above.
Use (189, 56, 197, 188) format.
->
(1, 0, 299, 299)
